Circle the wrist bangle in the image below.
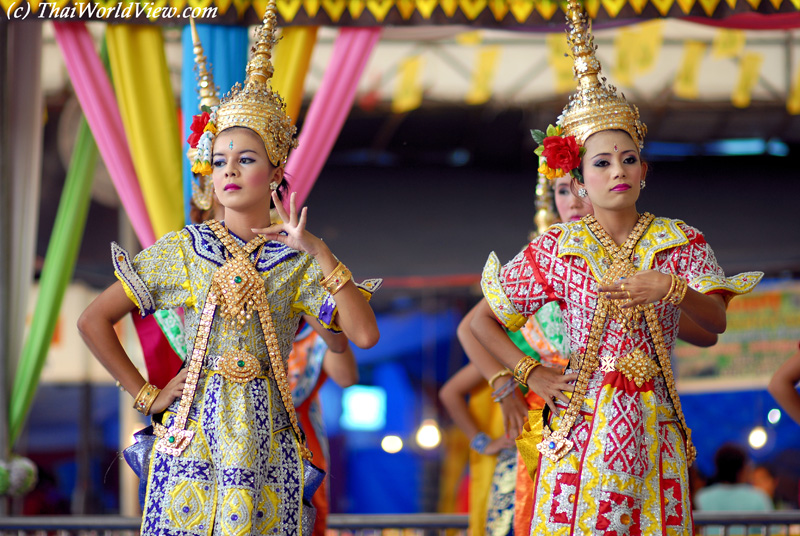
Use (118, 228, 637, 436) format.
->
(673, 276, 688, 305)
(320, 262, 352, 295)
(662, 273, 677, 303)
(470, 432, 491, 454)
(491, 378, 516, 403)
(133, 382, 161, 416)
(487, 369, 512, 389)
(513, 355, 540, 385)
(664, 274, 688, 306)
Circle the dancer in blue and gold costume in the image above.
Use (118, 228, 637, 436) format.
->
(77, 4, 379, 534)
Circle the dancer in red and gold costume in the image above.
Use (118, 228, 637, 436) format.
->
(471, 1, 763, 533)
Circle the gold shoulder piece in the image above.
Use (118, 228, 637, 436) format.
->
(481, 252, 527, 332)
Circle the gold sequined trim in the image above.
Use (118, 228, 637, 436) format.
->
(554, 216, 688, 281)
(481, 252, 527, 332)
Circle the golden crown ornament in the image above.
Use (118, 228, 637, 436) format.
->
(529, 0, 647, 184)
(186, 0, 298, 179)
(558, 0, 647, 150)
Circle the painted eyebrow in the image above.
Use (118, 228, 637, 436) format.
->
(590, 150, 638, 158)
(212, 149, 259, 158)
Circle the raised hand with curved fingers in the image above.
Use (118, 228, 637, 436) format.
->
(597, 270, 672, 309)
(251, 192, 324, 257)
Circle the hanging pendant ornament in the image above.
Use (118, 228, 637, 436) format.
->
(208, 220, 267, 326)
(219, 348, 261, 383)
(585, 213, 654, 335)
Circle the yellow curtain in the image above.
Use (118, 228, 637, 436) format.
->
(272, 26, 319, 126)
(393, 56, 425, 113)
(107, 24, 183, 238)
(465, 46, 501, 106)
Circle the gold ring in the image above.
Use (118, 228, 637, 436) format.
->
(626, 290, 631, 299)
(620, 283, 626, 291)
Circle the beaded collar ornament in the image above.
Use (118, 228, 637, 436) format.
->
(531, 0, 647, 183)
(186, 0, 298, 178)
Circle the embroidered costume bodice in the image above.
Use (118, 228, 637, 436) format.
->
(483, 216, 760, 366)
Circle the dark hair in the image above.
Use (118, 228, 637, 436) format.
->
(713, 443, 748, 484)
(270, 175, 290, 208)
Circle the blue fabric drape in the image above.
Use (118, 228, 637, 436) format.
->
(180, 25, 248, 224)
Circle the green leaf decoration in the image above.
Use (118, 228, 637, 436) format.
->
(546, 124, 559, 137)
(579, 146, 587, 158)
(572, 168, 584, 184)
(534, 146, 544, 157)
(530, 129, 545, 145)
(200, 105, 213, 114)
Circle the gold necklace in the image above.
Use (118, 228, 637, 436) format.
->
(583, 213, 654, 334)
(208, 220, 268, 326)
(537, 213, 655, 462)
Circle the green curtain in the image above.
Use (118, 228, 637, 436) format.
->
(9, 116, 98, 445)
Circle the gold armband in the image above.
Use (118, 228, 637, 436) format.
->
(133, 382, 161, 416)
(320, 262, 352, 295)
(513, 355, 540, 385)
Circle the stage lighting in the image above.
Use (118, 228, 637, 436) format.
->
(767, 409, 781, 425)
(381, 435, 403, 454)
(416, 419, 441, 449)
(340, 385, 387, 431)
(748, 426, 768, 450)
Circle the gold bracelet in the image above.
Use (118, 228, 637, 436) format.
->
(487, 369, 512, 389)
(513, 355, 540, 385)
(320, 262, 352, 295)
(662, 273, 677, 303)
(670, 276, 688, 305)
(133, 382, 161, 416)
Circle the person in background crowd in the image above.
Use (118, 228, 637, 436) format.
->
(695, 443, 773, 512)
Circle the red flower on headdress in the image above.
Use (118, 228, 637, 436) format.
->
(542, 135, 581, 174)
(187, 112, 210, 148)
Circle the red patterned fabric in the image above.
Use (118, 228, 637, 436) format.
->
(494, 219, 734, 535)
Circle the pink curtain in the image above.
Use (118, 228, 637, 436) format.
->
(286, 27, 382, 206)
(53, 22, 156, 247)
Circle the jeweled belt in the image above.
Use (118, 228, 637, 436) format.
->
(568, 348, 662, 388)
(206, 352, 271, 383)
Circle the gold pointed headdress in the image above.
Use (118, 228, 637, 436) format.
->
(187, 19, 219, 210)
(558, 0, 647, 149)
(187, 0, 298, 177)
